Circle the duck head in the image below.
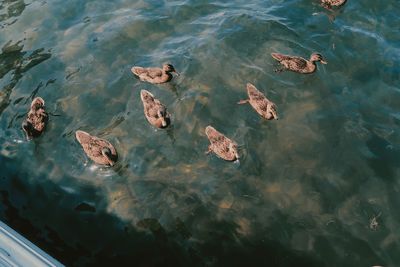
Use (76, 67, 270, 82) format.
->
(229, 142, 239, 161)
(157, 109, 169, 128)
(163, 63, 179, 76)
(266, 105, 279, 120)
(310, 53, 327, 64)
(101, 147, 115, 166)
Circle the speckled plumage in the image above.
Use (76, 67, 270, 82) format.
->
(75, 130, 118, 166)
(321, 0, 347, 9)
(141, 90, 171, 128)
(131, 64, 178, 84)
(205, 126, 239, 162)
(238, 83, 278, 120)
(22, 97, 48, 139)
(271, 52, 327, 74)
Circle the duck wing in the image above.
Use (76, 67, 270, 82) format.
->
(27, 108, 48, 132)
(271, 53, 293, 62)
(247, 83, 276, 119)
(141, 92, 170, 128)
(282, 56, 308, 71)
(322, 0, 347, 7)
(272, 53, 308, 69)
(205, 126, 238, 161)
(247, 83, 267, 102)
(205, 126, 226, 144)
(76, 131, 102, 156)
(146, 100, 169, 119)
(144, 101, 160, 118)
(132, 67, 163, 79)
(76, 131, 117, 163)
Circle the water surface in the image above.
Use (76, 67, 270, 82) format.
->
(1, 0, 400, 266)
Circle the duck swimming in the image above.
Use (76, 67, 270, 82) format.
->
(131, 63, 179, 84)
(140, 90, 171, 128)
(238, 83, 278, 120)
(205, 126, 239, 162)
(271, 52, 327, 74)
(75, 130, 118, 166)
(321, 0, 347, 9)
(22, 97, 48, 139)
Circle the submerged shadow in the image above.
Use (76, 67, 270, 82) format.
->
(0, 0, 26, 28)
(0, 154, 333, 267)
(0, 40, 51, 116)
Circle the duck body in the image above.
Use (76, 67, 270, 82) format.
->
(131, 64, 178, 84)
(205, 126, 239, 162)
(321, 0, 347, 9)
(75, 130, 118, 166)
(22, 97, 48, 139)
(141, 90, 171, 128)
(271, 52, 327, 74)
(238, 83, 278, 120)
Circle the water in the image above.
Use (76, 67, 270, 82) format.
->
(1, 0, 399, 266)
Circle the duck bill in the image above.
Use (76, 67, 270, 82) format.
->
(105, 156, 115, 167)
(161, 119, 167, 127)
(321, 60, 328, 64)
(173, 71, 180, 76)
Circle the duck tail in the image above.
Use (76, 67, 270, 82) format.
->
(131, 66, 143, 76)
(271, 53, 286, 61)
(205, 125, 217, 137)
(75, 130, 91, 144)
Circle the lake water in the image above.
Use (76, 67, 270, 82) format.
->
(1, 0, 399, 266)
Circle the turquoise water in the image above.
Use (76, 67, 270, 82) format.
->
(1, 0, 400, 266)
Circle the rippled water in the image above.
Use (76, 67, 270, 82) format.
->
(1, 0, 400, 266)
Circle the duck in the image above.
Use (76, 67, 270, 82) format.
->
(131, 63, 179, 84)
(271, 52, 327, 74)
(75, 130, 118, 166)
(205, 126, 239, 162)
(321, 0, 347, 9)
(140, 90, 171, 128)
(22, 97, 48, 139)
(238, 83, 278, 120)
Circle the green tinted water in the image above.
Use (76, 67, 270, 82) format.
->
(1, 0, 399, 266)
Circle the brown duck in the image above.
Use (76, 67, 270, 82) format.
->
(271, 52, 327, 74)
(238, 83, 278, 120)
(22, 97, 48, 139)
(75, 130, 118, 166)
(140, 90, 171, 128)
(321, 0, 347, 9)
(205, 126, 239, 162)
(131, 63, 179, 84)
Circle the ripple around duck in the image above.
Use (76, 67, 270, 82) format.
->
(1, 0, 400, 266)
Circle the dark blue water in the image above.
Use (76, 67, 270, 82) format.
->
(1, 0, 400, 266)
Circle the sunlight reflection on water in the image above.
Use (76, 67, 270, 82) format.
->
(0, 0, 399, 266)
